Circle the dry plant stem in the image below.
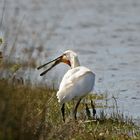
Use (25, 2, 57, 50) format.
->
(0, 0, 6, 30)
(112, 96, 119, 116)
(8, 15, 25, 58)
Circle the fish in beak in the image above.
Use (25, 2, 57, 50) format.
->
(37, 54, 71, 76)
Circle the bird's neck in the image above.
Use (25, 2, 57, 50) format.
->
(71, 57, 80, 68)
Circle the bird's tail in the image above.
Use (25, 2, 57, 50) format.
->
(56, 91, 61, 103)
(56, 91, 67, 104)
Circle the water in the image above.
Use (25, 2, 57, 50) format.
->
(1, 0, 140, 119)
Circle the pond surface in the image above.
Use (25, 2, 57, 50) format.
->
(1, 0, 140, 119)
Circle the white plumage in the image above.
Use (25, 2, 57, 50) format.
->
(37, 50, 95, 121)
(57, 66, 95, 104)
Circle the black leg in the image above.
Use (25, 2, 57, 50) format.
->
(73, 98, 82, 120)
(85, 103, 91, 119)
(61, 103, 65, 122)
(91, 100, 96, 118)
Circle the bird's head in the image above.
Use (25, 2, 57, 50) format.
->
(37, 50, 80, 76)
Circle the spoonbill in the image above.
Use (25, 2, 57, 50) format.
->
(37, 50, 95, 121)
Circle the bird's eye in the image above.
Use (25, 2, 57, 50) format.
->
(63, 54, 67, 59)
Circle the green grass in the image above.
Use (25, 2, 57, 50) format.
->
(0, 79, 140, 140)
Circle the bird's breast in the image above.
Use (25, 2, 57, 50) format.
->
(56, 66, 95, 104)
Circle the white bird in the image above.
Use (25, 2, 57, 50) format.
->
(37, 50, 95, 121)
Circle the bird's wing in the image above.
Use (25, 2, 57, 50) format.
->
(59, 66, 90, 90)
(57, 66, 95, 104)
